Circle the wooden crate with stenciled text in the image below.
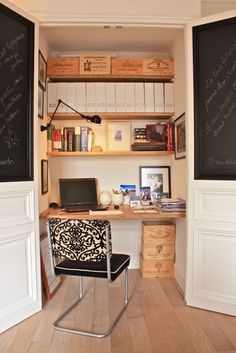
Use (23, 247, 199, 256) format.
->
(47, 57, 79, 77)
(140, 221, 175, 277)
(143, 58, 174, 77)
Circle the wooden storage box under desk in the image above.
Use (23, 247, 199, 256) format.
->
(141, 221, 175, 278)
(140, 255, 174, 278)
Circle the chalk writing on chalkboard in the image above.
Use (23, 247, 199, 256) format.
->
(193, 16, 236, 179)
(0, 4, 34, 182)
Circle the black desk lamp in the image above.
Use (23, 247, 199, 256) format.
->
(40, 99, 102, 132)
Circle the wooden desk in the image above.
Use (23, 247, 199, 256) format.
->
(41, 204, 186, 220)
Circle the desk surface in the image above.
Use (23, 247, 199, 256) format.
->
(41, 205, 186, 220)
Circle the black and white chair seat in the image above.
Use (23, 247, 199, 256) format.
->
(47, 218, 130, 338)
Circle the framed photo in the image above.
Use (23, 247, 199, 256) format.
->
(139, 166, 171, 199)
(40, 234, 63, 300)
(107, 122, 131, 151)
(41, 159, 48, 194)
(38, 50, 47, 90)
(174, 113, 186, 160)
(38, 86, 44, 119)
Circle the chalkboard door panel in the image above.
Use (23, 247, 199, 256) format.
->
(186, 9, 236, 317)
(0, 3, 34, 182)
(0, 0, 41, 334)
(193, 16, 236, 180)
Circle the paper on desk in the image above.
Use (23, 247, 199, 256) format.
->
(89, 210, 123, 215)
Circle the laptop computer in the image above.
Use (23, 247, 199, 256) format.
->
(59, 178, 108, 212)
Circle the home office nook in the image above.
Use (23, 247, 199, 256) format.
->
(41, 48, 185, 270)
(1, 0, 236, 337)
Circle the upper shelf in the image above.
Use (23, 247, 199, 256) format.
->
(49, 112, 174, 121)
(48, 75, 174, 83)
(47, 151, 174, 157)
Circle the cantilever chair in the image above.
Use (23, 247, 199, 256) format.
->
(47, 218, 130, 338)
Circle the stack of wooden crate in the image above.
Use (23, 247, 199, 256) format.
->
(47, 56, 174, 78)
(140, 221, 175, 278)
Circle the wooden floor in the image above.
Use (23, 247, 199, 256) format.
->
(1, 270, 236, 353)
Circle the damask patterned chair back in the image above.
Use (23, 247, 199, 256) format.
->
(48, 218, 112, 262)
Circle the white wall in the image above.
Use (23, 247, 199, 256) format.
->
(171, 31, 187, 291)
(201, 0, 236, 16)
(9, 0, 201, 21)
(38, 31, 50, 213)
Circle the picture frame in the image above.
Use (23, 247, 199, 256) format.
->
(107, 122, 131, 151)
(40, 232, 63, 300)
(38, 50, 47, 91)
(38, 85, 44, 119)
(139, 166, 171, 199)
(174, 113, 186, 160)
(41, 159, 48, 194)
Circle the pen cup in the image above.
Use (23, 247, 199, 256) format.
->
(112, 193, 124, 206)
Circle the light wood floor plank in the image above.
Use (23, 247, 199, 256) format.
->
(1, 270, 236, 353)
(5, 311, 43, 353)
(191, 308, 235, 352)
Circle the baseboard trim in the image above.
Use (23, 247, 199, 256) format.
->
(174, 263, 186, 295)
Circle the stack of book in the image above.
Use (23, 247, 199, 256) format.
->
(133, 128, 147, 142)
(51, 126, 93, 152)
(157, 198, 186, 212)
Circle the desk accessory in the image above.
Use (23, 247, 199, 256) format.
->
(111, 190, 124, 206)
(99, 191, 112, 206)
(40, 99, 102, 132)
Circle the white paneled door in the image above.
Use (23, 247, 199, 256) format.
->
(186, 10, 236, 315)
(0, 0, 41, 332)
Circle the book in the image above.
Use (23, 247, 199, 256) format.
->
(166, 121, 174, 151)
(125, 82, 135, 112)
(132, 142, 166, 151)
(105, 82, 116, 112)
(134, 82, 145, 112)
(51, 129, 62, 151)
(80, 126, 93, 151)
(74, 126, 80, 151)
(154, 82, 164, 113)
(144, 83, 154, 112)
(164, 82, 174, 112)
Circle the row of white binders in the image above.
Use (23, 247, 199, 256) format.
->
(47, 82, 174, 114)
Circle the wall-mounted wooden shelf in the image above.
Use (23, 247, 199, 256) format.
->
(47, 151, 174, 157)
(48, 75, 174, 83)
(48, 112, 174, 121)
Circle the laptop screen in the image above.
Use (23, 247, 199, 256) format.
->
(59, 178, 99, 207)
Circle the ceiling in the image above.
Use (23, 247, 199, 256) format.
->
(41, 25, 183, 55)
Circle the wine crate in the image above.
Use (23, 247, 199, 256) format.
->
(80, 55, 111, 75)
(47, 57, 79, 77)
(140, 256, 174, 278)
(111, 58, 143, 76)
(141, 241, 175, 261)
(141, 221, 175, 277)
(143, 58, 174, 77)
